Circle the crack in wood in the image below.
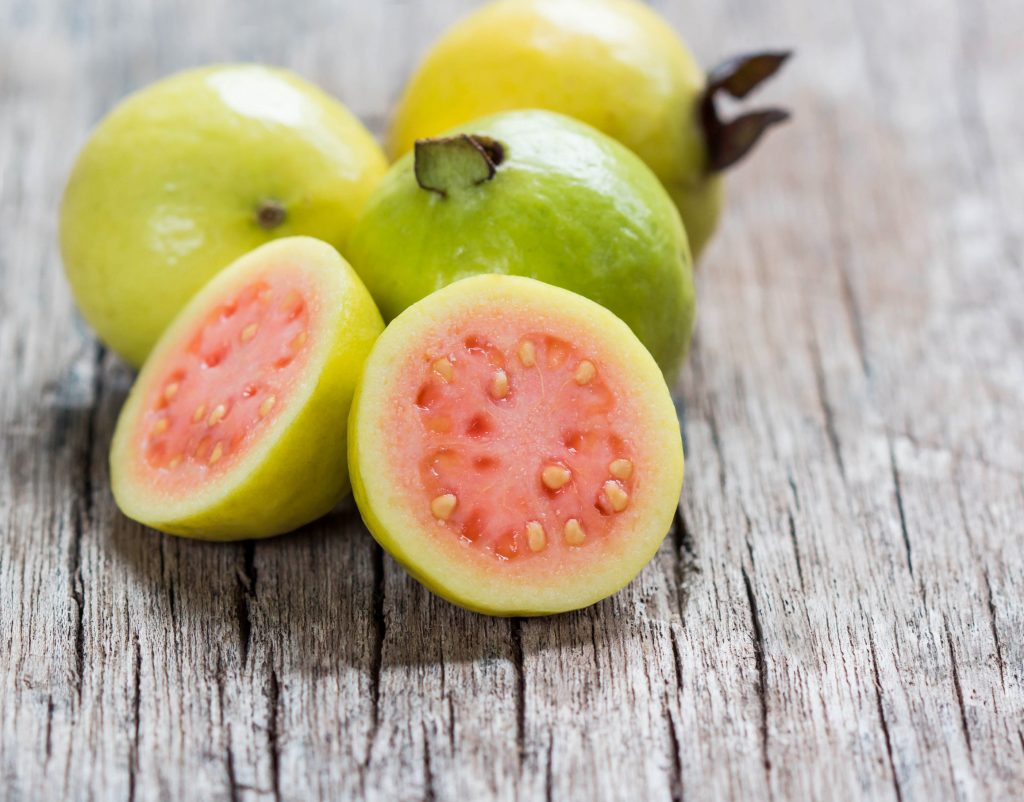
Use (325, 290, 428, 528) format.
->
(665, 707, 684, 802)
(267, 666, 281, 802)
(364, 544, 385, 774)
(868, 629, 904, 802)
(672, 506, 700, 622)
(225, 736, 240, 802)
(69, 343, 104, 699)
(422, 722, 436, 802)
(786, 510, 806, 592)
(981, 570, 1006, 687)
(44, 694, 54, 761)
(544, 732, 554, 802)
(235, 541, 256, 667)
(669, 628, 685, 694)
(740, 567, 771, 781)
(808, 330, 846, 479)
(887, 439, 914, 578)
(944, 618, 974, 758)
(510, 617, 526, 765)
(128, 633, 141, 802)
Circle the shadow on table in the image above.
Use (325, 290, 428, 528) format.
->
(103, 497, 676, 677)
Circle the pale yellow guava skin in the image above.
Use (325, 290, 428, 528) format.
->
(61, 64, 388, 367)
(348, 275, 684, 616)
(389, 0, 723, 258)
(110, 237, 384, 540)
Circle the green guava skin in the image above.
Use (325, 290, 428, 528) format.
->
(60, 64, 388, 367)
(110, 237, 384, 541)
(348, 110, 695, 383)
(387, 0, 724, 259)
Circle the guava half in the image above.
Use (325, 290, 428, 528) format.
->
(110, 237, 383, 540)
(349, 275, 684, 615)
(348, 110, 695, 384)
(61, 64, 388, 366)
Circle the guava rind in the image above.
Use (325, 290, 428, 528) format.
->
(110, 237, 384, 540)
(61, 64, 388, 367)
(348, 274, 684, 616)
(349, 110, 695, 385)
(387, 0, 724, 258)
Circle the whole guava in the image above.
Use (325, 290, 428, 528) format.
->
(61, 64, 388, 366)
(389, 0, 790, 259)
(348, 110, 695, 382)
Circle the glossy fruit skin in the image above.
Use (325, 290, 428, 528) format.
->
(350, 110, 695, 383)
(61, 64, 388, 367)
(110, 237, 384, 541)
(389, 0, 723, 258)
(348, 275, 684, 616)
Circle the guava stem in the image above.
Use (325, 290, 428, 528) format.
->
(414, 134, 505, 197)
(699, 50, 793, 173)
(256, 200, 287, 230)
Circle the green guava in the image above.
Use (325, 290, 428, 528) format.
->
(110, 237, 383, 540)
(349, 274, 684, 615)
(388, 0, 790, 259)
(60, 64, 388, 367)
(348, 110, 695, 383)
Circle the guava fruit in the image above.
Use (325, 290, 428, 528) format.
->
(388, 0, 791, 259)
(348, 274, 684, 615)
(60, 64, 388, 367)
(348, 110, 695, 383)
(110, 237, 383, 540)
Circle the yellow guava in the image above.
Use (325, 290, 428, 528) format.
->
(389, 0, 789, 259)
(61, 64, 388, 366)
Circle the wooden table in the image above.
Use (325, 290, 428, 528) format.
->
(3, 0, 1022, 799)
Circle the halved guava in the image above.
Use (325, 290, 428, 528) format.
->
(110, 237, 383, 540)
(349, 275, 684, 615)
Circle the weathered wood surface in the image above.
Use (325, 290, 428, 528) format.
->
(2, 0, 1023, 799)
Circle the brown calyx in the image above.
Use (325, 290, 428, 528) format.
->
(700, 51, 793, 172)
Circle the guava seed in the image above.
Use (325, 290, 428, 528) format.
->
(431, 493, 457, 520)
(563, 518, 586, 546)
(603, 480, 629, 512)
(609, 458, 633, 480)
(241, 323, 258, 343)
(208, 441, 224, 465)
(542, 464, 572, 490)
(574, 360, 596, 385)
(526, 521, 546, 552)
(490, 369, 509, 399)
(207, 403, 227, 427)
(259, 396, 276, 418)
(518, 340, 536, 367)
(432, 357, 454, 382)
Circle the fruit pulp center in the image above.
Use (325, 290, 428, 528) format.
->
(410, 331, 635, 562)
(136, 274, 312, 488)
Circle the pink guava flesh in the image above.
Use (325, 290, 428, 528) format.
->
(132, 273, 314, 493)
(395, 326, 639, 563)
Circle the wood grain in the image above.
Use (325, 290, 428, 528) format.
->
(1, 0, 1022, 800)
